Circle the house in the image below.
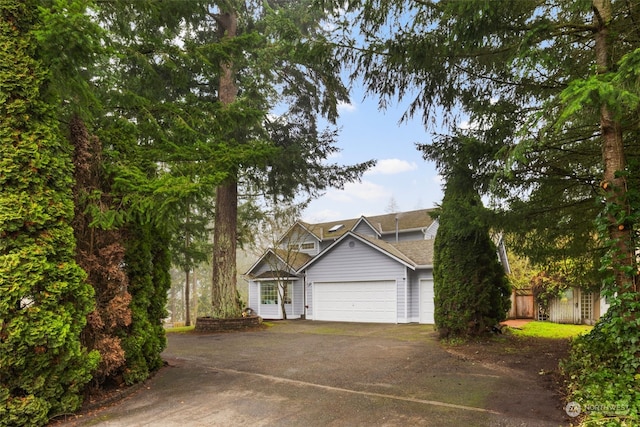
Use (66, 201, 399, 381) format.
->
(543, 288, 609, 325)
(245, 208, 509, 324)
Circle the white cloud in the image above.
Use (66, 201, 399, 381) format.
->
(366, 158, 418, 175)
(302, 209, 343, 223)
(338, 101, 356, 114)
(327, 180, 390, 202)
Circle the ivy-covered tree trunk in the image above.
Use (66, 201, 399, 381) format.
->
(433, 170, 511, 338)
(211, 9, 242, 319)
(593, 0, 638, 299)
(0, 2, 98, 424)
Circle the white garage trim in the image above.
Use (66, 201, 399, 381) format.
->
(313, 281, 397, 323)
(419, 279, 435, 324)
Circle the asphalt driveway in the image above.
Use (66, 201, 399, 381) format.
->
(59, 321, 567, 426)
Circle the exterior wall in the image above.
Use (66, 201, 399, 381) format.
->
(407, 269, 433, 323)
(548, 288, 604, 324)
(319, 239, 337, 252)
(248, 281, 260, 309)
(250, 279, 304, 320)
(353, 221, 378, 237)
(397, 277, 406, 322)
(380, 230, 425, 243)
(280, 228, 319, 256)
(304, 237, 406, 320)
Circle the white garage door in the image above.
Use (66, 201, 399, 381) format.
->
(419, 279, 435, 324)
(314, 281, 397, 323)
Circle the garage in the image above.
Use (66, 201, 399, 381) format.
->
(419, 279, 435, 324)
(313, 280, 397, 323)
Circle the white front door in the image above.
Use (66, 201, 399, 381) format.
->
(419, 279, 435, 324)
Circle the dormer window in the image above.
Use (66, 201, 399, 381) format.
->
(328, 224, 344, 233)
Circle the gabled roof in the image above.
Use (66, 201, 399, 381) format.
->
(365, 209, 436, 234)
(298, 218, 360, 241)
(298, 208, 436, 242)
(244, 248, 312, 278)
(297, 231, 434, 272)
(390, 239, 435, 267)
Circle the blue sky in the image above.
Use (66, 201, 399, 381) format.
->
(302, 84, 445, 223)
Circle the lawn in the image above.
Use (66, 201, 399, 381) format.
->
(165, 325, 195, 333)
(509, 321, 592, 339)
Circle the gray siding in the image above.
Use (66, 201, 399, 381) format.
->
(305, 238, 407, 321)
(381, 230, 425, 242)
(293, 279, 304, 316)
(407, 268, 433, 322)
(259, 303, 280, 319)
(280, 230, 319, 256)
(319, 240, 337, 252)
(397, 277, 407, 322)
(248, 281, 260, 309)
(306, 238, 405, 283)
(353, 221, 378, 237)
(254, 279, 304, 320)
(252, 260, 272, 276)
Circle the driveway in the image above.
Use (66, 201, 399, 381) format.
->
(59, 321, 567, 426)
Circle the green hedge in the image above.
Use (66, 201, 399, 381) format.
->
(0, 2, 99, 425)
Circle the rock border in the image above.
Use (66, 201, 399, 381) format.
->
(195, 316, 262, 333)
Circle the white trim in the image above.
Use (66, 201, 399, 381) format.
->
(419, 278, 435, 324)
(312, 280, 397, 323)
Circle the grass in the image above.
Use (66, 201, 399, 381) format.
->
(165, 325, 195, 333)
(509, 321, 592, 339)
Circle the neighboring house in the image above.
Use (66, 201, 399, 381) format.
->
(245, 208, 510, 324)
(509, 283, 610, 325)
(542, 288, 610, 325)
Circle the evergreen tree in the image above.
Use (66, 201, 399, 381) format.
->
(96, 0, 374, 319)
(433, 158, 510, 338)
(70, 116, 132, 385)
(324, 0, 639, 421)
(0, 1, 99, 424)
(121, 219, 170, 385)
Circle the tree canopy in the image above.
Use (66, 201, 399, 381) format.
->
(324, 0, 640, 423)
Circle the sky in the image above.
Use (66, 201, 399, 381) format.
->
(301, 84, 445, 223)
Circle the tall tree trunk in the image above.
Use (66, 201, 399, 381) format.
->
(185, 268, 191, 326)
(593, 0, 638, 297)
(211, 9, 241, 318)
(184, 208, 191, 326)
(193, 267, 198, 321)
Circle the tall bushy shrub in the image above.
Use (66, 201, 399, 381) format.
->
(0, 2, 98, 425)
(433, 171, 511, 338)
(121, 220, 170, 385)
(70, 116, 132, 385)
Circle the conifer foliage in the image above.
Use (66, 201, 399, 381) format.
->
(70, 116, 132, 385)
(0, 1, 99, 424)
(433, 169, 511, 338)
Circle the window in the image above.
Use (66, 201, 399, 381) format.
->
(288, 242, 314, 251)
(260, 281, 293, 305)
(261, 282, 277, 305)
(283, 282, 292, 304)
(581, 292, 593, 320)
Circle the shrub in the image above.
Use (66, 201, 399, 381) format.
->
(0, 2, 99, 424)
